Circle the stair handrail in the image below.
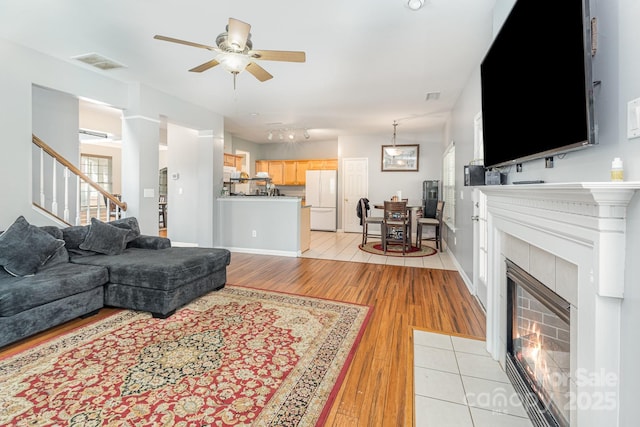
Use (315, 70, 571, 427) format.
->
(32, 134, 127, 212)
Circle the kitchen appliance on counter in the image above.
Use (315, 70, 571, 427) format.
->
(305, 170, 337, 231)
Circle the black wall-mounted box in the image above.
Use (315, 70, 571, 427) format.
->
(464, 165, 485, 186)
(485, 170, 507, 185)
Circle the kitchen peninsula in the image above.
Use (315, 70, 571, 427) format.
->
(217, 196, 311, 257)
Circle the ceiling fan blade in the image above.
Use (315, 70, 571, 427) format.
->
(250, 50, 306, 63)
(246, 62, 273, 82)
(153, 35, 216, 51)
(189, 59, 220, 73)
(227, 18, 251, 51)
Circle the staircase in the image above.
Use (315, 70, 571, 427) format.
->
(32, 134, 127, 226)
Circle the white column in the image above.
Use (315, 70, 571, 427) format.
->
(121, 114, 161, 236)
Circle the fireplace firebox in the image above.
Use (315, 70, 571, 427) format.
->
(506, 260, 571, 427)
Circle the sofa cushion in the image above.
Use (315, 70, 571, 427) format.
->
(0, 216, 65, 277)
(110, 217, 141, 238)
(79, 218, 136, 256)
(0, 262, 109, 316)
(38, 225, 69, 267)
(127, 235, 171, 250)
(71, 247, 231, 291)
(62, 224, 89, 250)
(62, 225, 96, 257)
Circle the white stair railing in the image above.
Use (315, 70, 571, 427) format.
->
(32, 134, 127, 225)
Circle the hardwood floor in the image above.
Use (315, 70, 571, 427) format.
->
(0, 251, 486, 426)
(225, 253, 486, 426)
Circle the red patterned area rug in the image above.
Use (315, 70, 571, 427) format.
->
(359, 241, 437, 257)
(0, 286, 372, 426)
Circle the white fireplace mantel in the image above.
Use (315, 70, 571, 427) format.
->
(480, 182, 640, 427)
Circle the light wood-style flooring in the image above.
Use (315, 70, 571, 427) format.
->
(0, 231, 486, 426)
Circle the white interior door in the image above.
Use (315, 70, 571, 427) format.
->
(342, 158, 368, 233)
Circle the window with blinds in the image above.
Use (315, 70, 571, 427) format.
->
(442, 142, 455, 229)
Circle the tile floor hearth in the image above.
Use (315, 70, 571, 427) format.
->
(302, 231, 533, 426)
(414, 330, 534, 427)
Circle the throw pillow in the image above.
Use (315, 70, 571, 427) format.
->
(79, 217, 135, 255)
(109, 217, 141, 243)
(0, 216, 66, 276)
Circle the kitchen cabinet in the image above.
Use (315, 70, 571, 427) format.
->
(224, 153, 243, 170)
(255, 158, 336, 186)
(296, 161, 309, 185)
(268, 161, 284, 185)
(283, 161, 297, 185)
(255, 160, 268, 174)
(255, 160, 284, 185)
(308, 159, 338, 170)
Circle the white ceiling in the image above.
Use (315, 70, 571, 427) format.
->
(0, 0, 496, 143)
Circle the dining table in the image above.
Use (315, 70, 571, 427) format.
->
(372, 201, 423, 249)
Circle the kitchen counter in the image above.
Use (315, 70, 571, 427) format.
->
(217, 197, 310, 256)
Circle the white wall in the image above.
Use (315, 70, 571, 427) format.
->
(338, 130, 444, 220)
(167, 123, 201, 244)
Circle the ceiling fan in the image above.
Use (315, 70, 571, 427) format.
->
(154, 17, 306, 88)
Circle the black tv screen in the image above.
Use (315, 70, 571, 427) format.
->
(480, 0, 596, 168)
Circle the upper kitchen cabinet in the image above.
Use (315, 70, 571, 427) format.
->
(268, 161, 284, 185)
(224, 153, 243, 170)
(256, 160, 268, 174)
(296, 161, 309, 185)
(284, 161, 297, 185)
(256, 160, 284, 185)
(255, 158, 337, 186)
(308, 159, 338, 170)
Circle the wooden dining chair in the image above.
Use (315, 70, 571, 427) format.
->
(359, 198, 384, 245)
(382, 200, 410, 255)
(416, 200, 445, 251)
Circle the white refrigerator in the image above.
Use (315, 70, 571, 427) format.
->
(305, 170, 337, 231)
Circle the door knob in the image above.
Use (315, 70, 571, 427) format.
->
(471, 215, 479, 221)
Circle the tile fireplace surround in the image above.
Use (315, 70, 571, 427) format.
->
(480, 182, 640, 427)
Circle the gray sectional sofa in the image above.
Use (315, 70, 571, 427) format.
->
(0, 215, 230, 348)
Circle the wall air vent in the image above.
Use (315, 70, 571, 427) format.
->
(72, 53, 126, 71)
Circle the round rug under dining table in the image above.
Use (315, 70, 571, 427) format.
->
(358, 241, 437, 257)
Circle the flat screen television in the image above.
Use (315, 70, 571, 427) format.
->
(480, 0, 597, 169)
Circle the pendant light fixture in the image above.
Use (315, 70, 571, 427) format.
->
(385, 121, 402, 156)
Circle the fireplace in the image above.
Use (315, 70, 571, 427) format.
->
(480, 182, 640, 427)
(506, 260, 570, 427)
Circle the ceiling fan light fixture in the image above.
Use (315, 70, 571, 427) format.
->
(407, 0, 425, 11)
(216, 52, 251, 74)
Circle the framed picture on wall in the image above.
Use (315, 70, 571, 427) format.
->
(381, 144, 419, 171)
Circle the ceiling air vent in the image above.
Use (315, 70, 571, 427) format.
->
(72, 53, 126, 71)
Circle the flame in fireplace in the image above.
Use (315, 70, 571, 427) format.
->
(517, 322, 549, 390)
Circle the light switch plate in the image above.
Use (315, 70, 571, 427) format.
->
(628, 98, 640, 139)
(144, 188, 155, 198)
